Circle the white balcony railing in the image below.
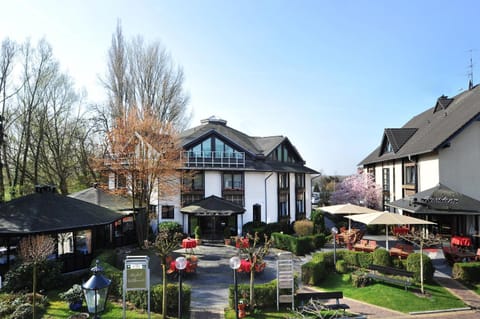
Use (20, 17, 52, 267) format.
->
(181, 151, 245, 168)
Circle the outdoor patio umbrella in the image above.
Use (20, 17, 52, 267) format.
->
(344, 211, 436, 250)
(317, 203, 380, 230)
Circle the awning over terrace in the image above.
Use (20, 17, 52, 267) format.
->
(388, 184, 480, 215)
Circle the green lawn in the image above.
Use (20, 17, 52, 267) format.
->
(43, 300, 165, 319)
(320, 273, 467, 313)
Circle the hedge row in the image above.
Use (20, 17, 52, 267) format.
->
(452, 261, 480, 282)
(301, 249, 434, 285)
(271, 232, 326, 255)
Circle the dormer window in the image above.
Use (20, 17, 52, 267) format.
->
(268, 142, 302, 163)
(383, 141, 393, 154)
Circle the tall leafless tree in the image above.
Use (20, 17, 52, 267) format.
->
(101, 21, 190, 131)
(0, 38, 17, 202)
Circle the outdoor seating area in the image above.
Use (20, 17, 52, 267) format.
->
(335, 228, 365, 248)
(353, 239, 377, 252)
(442, 246, 477, 265)
(389, 243, 414, 259)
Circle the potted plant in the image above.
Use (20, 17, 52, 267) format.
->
(194, 225, 202, 245)
(224, 227, 231, 245)
(59, 284, 84, 311)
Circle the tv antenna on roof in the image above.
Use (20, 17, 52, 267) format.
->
(467, 49, 475, 90)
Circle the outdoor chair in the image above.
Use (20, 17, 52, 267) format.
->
(475, 248, 480, 261)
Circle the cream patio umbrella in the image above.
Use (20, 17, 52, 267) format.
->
(344, 211, 436, 250)
(317, 203, 380, 230)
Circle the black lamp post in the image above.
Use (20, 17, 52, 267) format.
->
(331, 227, 338, 267)
(229, 256, 241, 319)
(175, 256, 187, 319)
(82, 260, 111, 319)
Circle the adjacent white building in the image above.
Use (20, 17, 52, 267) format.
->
(359, 86, 480, 241)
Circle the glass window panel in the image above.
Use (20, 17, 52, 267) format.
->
(58, 232, 74, 255)
(191, 144, 202, 157)
(233, 174, 242, 189)
(75, 230, 91, 255)
(202, 139, 211, 158)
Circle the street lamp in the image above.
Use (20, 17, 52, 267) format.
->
(229, 256, 241, 319)
(175, 256, 187, 319)
(331, 227, 338, 267)
(82, 260, 111, 319)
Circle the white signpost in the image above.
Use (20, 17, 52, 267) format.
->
(277, 252, 294, 310)
(123, 256, 150, 319)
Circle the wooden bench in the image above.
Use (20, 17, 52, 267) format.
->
(367, 264, 414, 291)
(295, 291, 349, 313)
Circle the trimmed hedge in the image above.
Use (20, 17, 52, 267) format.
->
(372, 248, 392, 267)
(405, 253, 434, 283)
(229, 280, 277, 309)
(126, 283, 191, 316)
(452, 261, 480, 282)
(271, 232, 326, 256)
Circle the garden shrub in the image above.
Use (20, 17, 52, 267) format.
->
(230, 280, 277, 309)
(243, 221, 267, 237)
(265, 222, 293, 236)
(406, 253, 434, 283)
(341, 250, 359, 268)
(357, 252, 373, 268)
(11, 303, 32, 319)
(126, 283, 191, 316)
(296, 236, 313, 256)
(271, 232, 296, 253)
(372, 248, 392, 267)
(311, 233, 326, 250)
(272, 232, 325, 255)
(351, 270, 372, 288)
(310, 210, 325, 234)
(335, 260, 348, 274)
(452, 262, 480, 282)
(301, 259, 327, 285)
(293, 220, 314, 236)
(1, 260, 63, 293)
(158, 221, 183, 236)
(392, 258, 406, 269)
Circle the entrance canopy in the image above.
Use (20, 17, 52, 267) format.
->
(388, 184, 480, 215)
(181, 195, 245, 216)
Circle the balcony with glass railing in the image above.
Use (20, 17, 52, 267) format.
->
(181, 151, 245, 168)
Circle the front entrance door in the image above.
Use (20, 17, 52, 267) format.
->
(199, 216, 229, 241)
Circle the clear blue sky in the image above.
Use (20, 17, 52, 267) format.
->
(1, 1, 479, 175)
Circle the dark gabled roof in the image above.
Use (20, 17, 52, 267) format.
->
(360, 86, 480, 166)
(181, 116, 318, 174)
(180, 117, 263, 157)
(381, 128, 418, 154)
(69, 186, 134, 212)
(0, 191, 124, 235)
(180, 195, 245, 216)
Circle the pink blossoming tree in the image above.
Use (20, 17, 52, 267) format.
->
(330, 171, 382, 209)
